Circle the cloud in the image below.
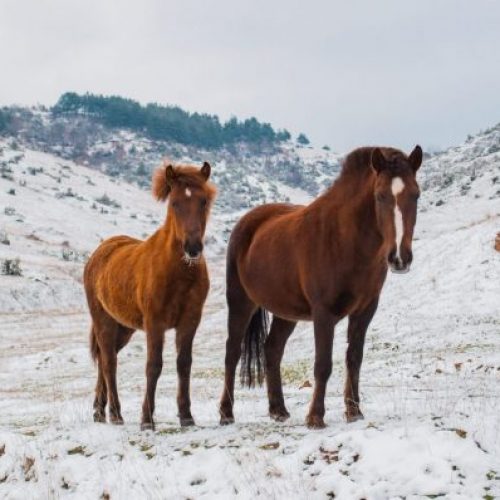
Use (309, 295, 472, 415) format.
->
(1, 0, 500, 151)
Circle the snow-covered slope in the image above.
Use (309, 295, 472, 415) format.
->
(3, 106, 343, 213)
(0, 129, 499, 499)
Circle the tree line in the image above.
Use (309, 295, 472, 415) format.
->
(52, 92, 293, 149)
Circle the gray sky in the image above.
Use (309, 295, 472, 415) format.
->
(1, 0, 500, 152)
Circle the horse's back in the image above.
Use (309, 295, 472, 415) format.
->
(228, 203, 303, 258)
(85, 235, 141, 279)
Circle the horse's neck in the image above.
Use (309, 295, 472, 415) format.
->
(148, 213, 182, 259)
(316, 176, 384, 253)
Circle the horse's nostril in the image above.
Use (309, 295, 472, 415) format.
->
(388, 248, 397, 264)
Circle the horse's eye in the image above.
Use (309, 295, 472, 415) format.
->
(376, 193, 388, 203)
(414, 192, 420, 201)
(172, 201, 180, 210)
(200, 199, 207, 208)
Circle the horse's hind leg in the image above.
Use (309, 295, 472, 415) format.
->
(344, 299, 378, 423)
(92, 324, 133, 424)
(116, 328, 134, 353)
(219, 270, 256, 424)
(93, 355, 107, 423)
(265, 316, 296, 422)
(92, 314, 128, 425)
(90, 323, 107, 423)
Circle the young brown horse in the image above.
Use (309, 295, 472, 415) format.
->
(84, 162, 216, 430)
(220, 146, 423, 428)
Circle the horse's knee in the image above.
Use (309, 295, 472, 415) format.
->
(314, 361, 332, 381)
(146, 359, 163, 379)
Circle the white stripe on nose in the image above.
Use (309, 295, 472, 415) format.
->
(391, 177, 405, 260)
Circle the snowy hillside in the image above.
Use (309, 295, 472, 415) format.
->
(0, 127, 499, 499)
(1, 106, 342, 213)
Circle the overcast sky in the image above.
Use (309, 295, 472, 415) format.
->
(1, 0, 500, 152)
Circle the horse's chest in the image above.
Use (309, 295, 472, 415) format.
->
(341, 267, 387, 314)
(154, 276, 207, 329)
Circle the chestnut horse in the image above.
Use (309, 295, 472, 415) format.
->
(84, 162, 216, 430)
(220, 146, 423, 428)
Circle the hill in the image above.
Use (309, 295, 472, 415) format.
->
(0, 96, 340, 213)
(0, 120, 499, 498)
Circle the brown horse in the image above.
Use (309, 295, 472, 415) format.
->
(220, 145, 423, 428)
(84, 162, 216, 430)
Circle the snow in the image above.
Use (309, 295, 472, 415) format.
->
(0, 135, 499, 498)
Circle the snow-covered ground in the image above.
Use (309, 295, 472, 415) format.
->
(0, 137, 499, 499)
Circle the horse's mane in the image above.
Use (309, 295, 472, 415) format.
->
(339, 147, 407, 179)
(326, 146, 408, 197)
(152, 161, 216, 202)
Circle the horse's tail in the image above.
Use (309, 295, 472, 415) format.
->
(90, 324, 99, 363)
(240, 308, 269, 388)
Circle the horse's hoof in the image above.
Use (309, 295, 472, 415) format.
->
(179, 417, 195, 427)
(93, 412, 106, 423)
(270, 410, 290, 422)
(219, 416, 235, 426)
(306, 415, 326, 429)
(110, 416, 124, 426)
(140, 421, 155, 431)
(345, 411, 364, 423)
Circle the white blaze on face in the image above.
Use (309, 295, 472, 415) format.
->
(391, 177, 405, 260)
(185, 188, 192, 198)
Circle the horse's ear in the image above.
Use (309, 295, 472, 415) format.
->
(165, 164, 176, 187)
(152, 164, 175, 202)
(371, 148, 386, 174)
(201, 161, 211, 181)
(408, 145, 423, 172)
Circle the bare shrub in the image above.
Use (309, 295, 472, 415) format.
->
(1, 258, 22, 276)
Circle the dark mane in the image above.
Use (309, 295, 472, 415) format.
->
(338, 146, 410, 180)
(321, 146, 410, 200)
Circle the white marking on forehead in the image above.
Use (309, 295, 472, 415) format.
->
(185, 188, 192, 198)
(391, 177, 405, 196)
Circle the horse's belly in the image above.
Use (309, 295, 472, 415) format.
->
(240, 257, 311, 321)
(98, 285, 143, 330)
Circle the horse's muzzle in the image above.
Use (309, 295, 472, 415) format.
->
(389, 262, 411, 274)
(184, 240, 203, 260)
(388, 248, 412, 274)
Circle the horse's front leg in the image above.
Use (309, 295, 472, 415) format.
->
(141, 327, 165, 431)
(306, 307, 337, 429)
(344, 299, 378, 422)
(175, 315, 201, 427)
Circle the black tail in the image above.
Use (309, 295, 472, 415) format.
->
(240, 308, 269, 388)
(90, 325, 99, 363)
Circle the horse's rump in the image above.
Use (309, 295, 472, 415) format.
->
(229, 203, 313, 320)
(84, 234, 145, 329)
